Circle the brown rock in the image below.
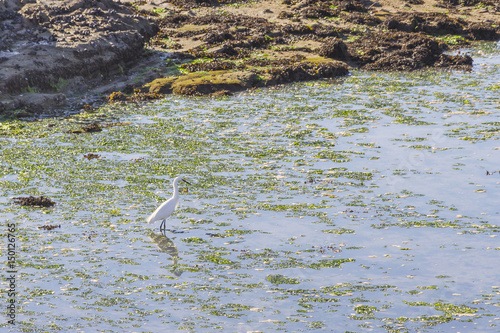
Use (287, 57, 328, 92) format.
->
(0, 0, 157, 114)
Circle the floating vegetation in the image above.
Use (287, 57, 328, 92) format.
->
(322, 228, 355, 234)
(266, 274, 300, 285)
(83, 230, 98, 241)
(83, 153, 103, 160)
(102, 122, 132, 128)
(308, 258, 355, 269)
(312, 244, 343, 254)
(67, 122, 103, 134)
(0, 45, 499, 332)
(13, 195, 55, 207)
(182, 237, 208, 244)
(38, 224, 61, 231)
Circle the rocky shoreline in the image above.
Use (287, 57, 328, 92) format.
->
(1, 0, 499, 116)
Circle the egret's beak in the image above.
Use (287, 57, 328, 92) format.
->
(181, 179, 191, 185)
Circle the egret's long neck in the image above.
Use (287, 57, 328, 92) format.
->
(172, 181, 179, 197)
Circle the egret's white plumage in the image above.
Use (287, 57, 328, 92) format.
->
(147, 176, 191, 231)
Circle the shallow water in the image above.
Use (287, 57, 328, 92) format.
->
(1, 43, 499, 332)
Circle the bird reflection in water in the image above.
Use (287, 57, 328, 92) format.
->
(149, 231, 183, 277)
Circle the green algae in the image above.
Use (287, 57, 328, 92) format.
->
(1, 45, 499, 332)
(266, 274, 300, 285)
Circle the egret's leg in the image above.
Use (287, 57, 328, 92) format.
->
(159, 220, 166, 231)
(161, 223, 168, 236)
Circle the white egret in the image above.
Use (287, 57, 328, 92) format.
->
(147, 176, 191, 231)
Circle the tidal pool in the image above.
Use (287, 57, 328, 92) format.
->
(1, 43, 499, 332)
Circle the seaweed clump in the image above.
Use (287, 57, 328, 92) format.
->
(67, 123, 102, 134)
(348, 31, 473, 71)
(13, 196, 56, 207)
(39, 224, 61, 231)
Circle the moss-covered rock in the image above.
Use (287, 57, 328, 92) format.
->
(144, 70, 261, 95)
(144, 59, 348, 96)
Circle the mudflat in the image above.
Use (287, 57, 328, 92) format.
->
(1, 0, 498, 115)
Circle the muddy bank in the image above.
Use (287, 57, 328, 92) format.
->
(1, 0, 499, 116)
(133, 0, 499, 98)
